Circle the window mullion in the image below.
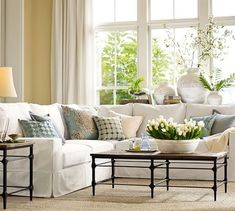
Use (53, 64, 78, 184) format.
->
(137, 0, 149, 87)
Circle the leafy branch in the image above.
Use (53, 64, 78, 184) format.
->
(199, 72, 235, 91)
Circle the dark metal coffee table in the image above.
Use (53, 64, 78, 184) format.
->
(90, 151, 228, 201)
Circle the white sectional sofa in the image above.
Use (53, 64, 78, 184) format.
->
(0, 102, 235, 197)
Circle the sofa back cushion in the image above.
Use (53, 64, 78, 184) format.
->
(0, 103, 31, 135)
(133, 103, 186, 137)
(96, 103, 133, 117)
(186, 103, 235, 119)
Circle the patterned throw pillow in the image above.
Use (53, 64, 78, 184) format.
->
(29, 111, 65, 144)
(18, 119, 59, 138)
(191, 114, 216, 137)
(93, 116, 125, 140)
(61, 106, 98, 140)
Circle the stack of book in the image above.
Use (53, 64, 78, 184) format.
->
(163, 96, 181, 104)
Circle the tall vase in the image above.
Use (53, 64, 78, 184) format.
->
(177, 68, 207, 103)
(207, 91, 223, 105)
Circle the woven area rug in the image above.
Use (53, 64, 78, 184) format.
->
(6, 179, 235, 211)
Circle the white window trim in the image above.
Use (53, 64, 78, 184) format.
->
(94, 0, 235, 104)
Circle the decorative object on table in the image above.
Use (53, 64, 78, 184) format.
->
(199, 71, 235, 105)
(0, 108, 8, 142)
(0, 67, 17, 142)
(128, 77, 146, 99)
(140, 133, 151, 150)
(163, 95, 181, 105)
(153, 82, 176, 105)
(146, 116, 204, 153)
(128, 138, 141, 151)
(177, 68, 207, 103)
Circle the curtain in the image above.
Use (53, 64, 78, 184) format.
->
(51, 0, 95, 105)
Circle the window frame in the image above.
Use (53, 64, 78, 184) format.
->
(93, 0, 235, 105)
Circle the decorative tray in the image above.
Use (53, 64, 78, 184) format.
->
(125, 149, 157, 153)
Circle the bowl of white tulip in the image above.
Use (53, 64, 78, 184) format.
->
(146, 116, 204, 153)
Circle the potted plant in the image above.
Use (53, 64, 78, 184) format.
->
(199, 71, 235, 105)
(146, 116, 204, 153)
(128, 77, 145, 98)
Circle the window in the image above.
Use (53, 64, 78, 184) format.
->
(95, 31, 137, 104)
(93, 0, 235, 105)
(151, 28, 198, 85)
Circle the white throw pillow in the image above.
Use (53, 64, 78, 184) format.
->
(109, 110, 143, 138)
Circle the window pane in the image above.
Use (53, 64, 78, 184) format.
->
(93, 0, 114, 24)
(151, 0, 173, 20)
(116, 89, 132, 104)
(116, 0, 137, 21)
(116, 31, 137, 86)
(213, 0, 235, 17)
(95, 31, 137, 104)
(95, 32, 115, 86)
(151, 0, 197, 20)
(151, 28, 198, 85)
(99, 90, 114, 105)
(175, 0, 197, 19)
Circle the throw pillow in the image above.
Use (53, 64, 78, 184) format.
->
(61, 106, 98, 140)
(93, 116, 125, 140)
(109, 110, 143, 138)
(29, 111, 65, 144)
(18, 119, 59, 138)
(190, 114, 216, 137)
(211, 113, 235, 135)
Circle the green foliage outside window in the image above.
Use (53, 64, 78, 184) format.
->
(98, 31, 171, 105)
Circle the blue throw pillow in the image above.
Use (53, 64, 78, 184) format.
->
(29, 111, 65, 144)
(62, 106, 98, 140)
(19, 119, 59, 138)
(190, 114, 216, 137)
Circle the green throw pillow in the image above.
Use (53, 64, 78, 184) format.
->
(19, 119, 59, 138)
(62, 106, 98, 140)
(191, 114, 216, 137)
(211, 113, 235, 135)
(93, 116, 125, 141)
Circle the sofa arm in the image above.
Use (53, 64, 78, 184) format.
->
(16, 137, 63, 172)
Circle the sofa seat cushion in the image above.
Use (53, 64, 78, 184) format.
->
(62, 144, 92, 168)
(65, 140, 115, 153)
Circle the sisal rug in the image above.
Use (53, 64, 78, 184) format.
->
(5, 179, 235, 211)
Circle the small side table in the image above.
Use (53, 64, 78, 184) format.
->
(0, 142, 34, 209)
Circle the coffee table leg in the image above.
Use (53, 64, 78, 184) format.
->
(29, 145, 34, 201)
(111, 158, 115, 188)
(166, 159, 170, 191)
(149, 159, 155, 198)
(224, 156, 228, 193)
(213, 160, 217, 201)
(2, 149, 8, 209)
(91, 157, 96, 196)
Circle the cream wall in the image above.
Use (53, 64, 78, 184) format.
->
(24, 0, 52, 104)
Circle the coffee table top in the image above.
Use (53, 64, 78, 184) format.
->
(90, 150, 227, 161)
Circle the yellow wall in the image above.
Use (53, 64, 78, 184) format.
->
(24, 0, 52, 104)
